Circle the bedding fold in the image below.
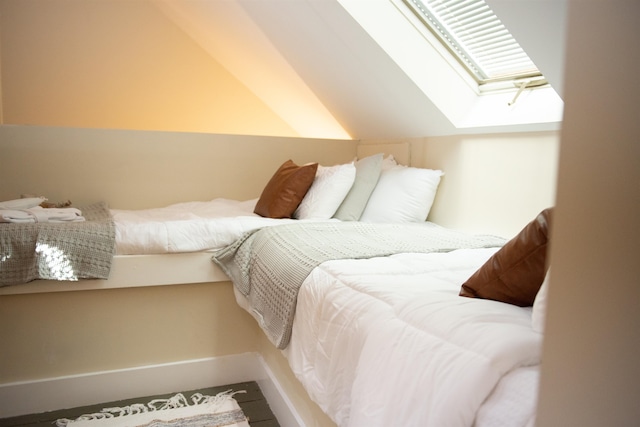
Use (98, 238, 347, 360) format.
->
(213, 221, 506, 349)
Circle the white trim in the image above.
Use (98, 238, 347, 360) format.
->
(256, 357, 305, 427)
(0, 353, 301, 425)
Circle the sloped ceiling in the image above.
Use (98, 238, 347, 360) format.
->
(237, 0, 459, 139)
(157, 0, 566, 140)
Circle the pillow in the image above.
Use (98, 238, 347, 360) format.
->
(294, 162, 356, 219)
(459, 208, 553, 306)
(359, 165, 443, 223)
(532, 268, 550, 333)
(254, 160, 318, 218)
(333, 154, 383, 221)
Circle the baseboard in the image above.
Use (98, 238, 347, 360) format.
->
(0, 352, 302, 425)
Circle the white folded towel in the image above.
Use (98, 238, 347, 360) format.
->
(0, 206, 85, 223)
(0, 197, 46, 210)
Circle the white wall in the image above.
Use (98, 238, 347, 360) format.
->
(360, 132, 560, 239)
(418, 132, 559, 238)
(536, 1, 640, 426)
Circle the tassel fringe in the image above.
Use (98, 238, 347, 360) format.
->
(55, 390, 246, 426)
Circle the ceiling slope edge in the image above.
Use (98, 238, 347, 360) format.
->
(238, 0, 458, 139)
(153, 0, 351, 140)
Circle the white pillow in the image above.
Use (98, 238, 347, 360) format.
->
(360, 165, 443, 223)
(294, 162, 356, 219)
(532, 268, 550, 333)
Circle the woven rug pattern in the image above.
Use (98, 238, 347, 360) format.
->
(55, 390, 249, 427)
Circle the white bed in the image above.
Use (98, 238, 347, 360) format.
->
(220, 219, 548, 427)
(0, 199, 248, 290)
(282, 249, 541, 427)
(0, 153, 436, 288)
(0, 197, 333, 292)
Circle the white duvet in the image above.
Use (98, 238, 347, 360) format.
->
(282, 248, 542, 427)
(111, 198, 333, 255)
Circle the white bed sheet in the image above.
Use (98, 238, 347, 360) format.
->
(112, 198, 333, 255)
(281, 248, 542, 427)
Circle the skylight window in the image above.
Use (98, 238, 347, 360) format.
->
(403, 0, 542, 84)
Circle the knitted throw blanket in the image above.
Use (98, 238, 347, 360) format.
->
(213, 221, 506, 349)
(0, 202, 116, 286)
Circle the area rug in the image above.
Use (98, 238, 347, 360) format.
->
(55, 390, 250, 427)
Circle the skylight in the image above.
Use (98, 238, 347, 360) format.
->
(336, 0, 563, 131)
(403, 0, 542, 84)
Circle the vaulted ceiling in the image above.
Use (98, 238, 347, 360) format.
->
(155, 0, 566, 140)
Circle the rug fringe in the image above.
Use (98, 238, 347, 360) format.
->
(55, 390, 246, 426)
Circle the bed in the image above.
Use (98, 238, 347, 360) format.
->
(205, 155, 552, 427)
(0, 152, 434, 288)
(284, 249, 542, 427)
(0, 197, 333, 288)
(212, 211, 551, 427)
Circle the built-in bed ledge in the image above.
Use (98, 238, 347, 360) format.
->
(0, 252, 229, 295)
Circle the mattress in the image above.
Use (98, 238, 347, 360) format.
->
(1, 198, 336, 292)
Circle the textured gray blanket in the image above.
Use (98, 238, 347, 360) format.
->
(0, 202, 116, 286)
(213, 221, 506, 349)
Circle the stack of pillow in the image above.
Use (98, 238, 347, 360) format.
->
(253, 154, 444, 223)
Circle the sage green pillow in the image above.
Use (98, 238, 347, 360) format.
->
(333, 153, 383, 221)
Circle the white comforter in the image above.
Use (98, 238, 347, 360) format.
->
(283, 248, 542, 427)
(112, 198, 332, 255)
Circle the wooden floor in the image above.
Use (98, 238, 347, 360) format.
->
(0, 381, 279, 427)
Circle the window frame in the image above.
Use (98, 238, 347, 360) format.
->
(401, 0, 544, 86)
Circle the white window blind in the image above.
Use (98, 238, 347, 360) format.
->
(404, 0, 541, 83)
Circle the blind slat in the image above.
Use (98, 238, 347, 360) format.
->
(405, 0, 541, 82)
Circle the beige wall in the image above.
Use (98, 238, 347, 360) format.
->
(0, 0, 298, 137)
(0, 281, 258, 383)
(0, 125, 357, 210)
(536, 1, 640, 426)
(417, 131, 559, 238)
(359, 132, 559, 239)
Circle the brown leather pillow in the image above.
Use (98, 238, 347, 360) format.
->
(459, 208, 553, 306)
(254, 160, 318, 218)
